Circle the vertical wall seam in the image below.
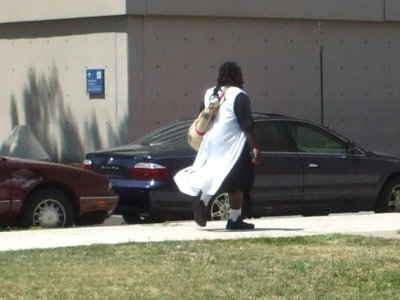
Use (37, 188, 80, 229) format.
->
(318, 21, 325, 126)
(320, 45, 324, 127)
(114, 31, 119, 144)
(383, 0, 386, 21)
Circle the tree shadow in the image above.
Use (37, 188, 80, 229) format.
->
(85, 112, 103, 151)
(8, 65, 129, 162)
(21, 66, 84, 162)
(10, 94, 19, 129)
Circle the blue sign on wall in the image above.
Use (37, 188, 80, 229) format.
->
(86, 69, 105, 94)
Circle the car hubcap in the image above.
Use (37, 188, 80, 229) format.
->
(388, 185, 400, 212)
(33, 199, 66, 227)
(210, 193, 230, 221)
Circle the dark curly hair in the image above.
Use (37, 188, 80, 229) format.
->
(213, 61, 244, 95)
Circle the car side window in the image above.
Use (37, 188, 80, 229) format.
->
(285, 122, 348, 154)
(255, 121, 294, 152)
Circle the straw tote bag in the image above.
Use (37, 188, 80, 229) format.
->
(187, 87, 227, 151)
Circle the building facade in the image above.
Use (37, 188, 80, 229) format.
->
(1, 0, 400, 161)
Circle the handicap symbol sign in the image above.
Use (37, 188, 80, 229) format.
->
(86, 69, 105, 94)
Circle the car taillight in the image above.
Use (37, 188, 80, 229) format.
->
(130, 163, 169, 180)
(83, 159, 92, 170)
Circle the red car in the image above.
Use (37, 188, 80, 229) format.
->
(0, 156, 118, 228)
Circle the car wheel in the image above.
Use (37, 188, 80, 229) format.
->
(19, 189, 74, 228)
(208, 192, 230, 221)
(376, 177, 400, 213)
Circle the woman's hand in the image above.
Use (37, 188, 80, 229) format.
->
(252, 148, 261, 165)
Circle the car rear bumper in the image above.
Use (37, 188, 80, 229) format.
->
(148, 190, 195, 219)
(110, 178, 169, 214)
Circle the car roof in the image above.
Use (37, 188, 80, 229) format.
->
(181, 112, 294, 122)
(252, 112, 296, 121)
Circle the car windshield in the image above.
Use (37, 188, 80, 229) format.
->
(134, 119, 193, 147)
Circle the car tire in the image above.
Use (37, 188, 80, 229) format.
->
(122, 213, 141, 224)
(19, 189, 74, 228)
(376, 177, 400, 213)
(122, 213, 164, 224)
(208, 192, 230, 221)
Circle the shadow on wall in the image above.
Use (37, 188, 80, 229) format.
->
(83, 112, 129, 152)
(85, 112, 103, 152)
(8, 65, 129, 163)
(11, 66, 84, 162)
(10, 94, 19, 127)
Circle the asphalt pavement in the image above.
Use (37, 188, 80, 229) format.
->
(0, 212, 399, 252)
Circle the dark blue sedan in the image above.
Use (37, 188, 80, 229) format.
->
(84, 113, 400, 223)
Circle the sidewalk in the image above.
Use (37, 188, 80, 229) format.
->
(1, 213, 399, 252)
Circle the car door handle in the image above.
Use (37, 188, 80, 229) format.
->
(308, 163, 319, 168)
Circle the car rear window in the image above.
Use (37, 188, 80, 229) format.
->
(136, 120, 192, 147)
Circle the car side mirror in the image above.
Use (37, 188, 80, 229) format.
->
(347, 142, 362, 155)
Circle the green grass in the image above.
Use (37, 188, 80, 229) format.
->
(0, 235, 400, 299)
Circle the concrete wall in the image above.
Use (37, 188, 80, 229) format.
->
(1, 0, 400, 161)
(131, 15, 400, 156)
(134, 17, 321, 127)
(323, 21, 400, 152)
(0, 0, 389, 22)
(0, 17, 129, 162)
